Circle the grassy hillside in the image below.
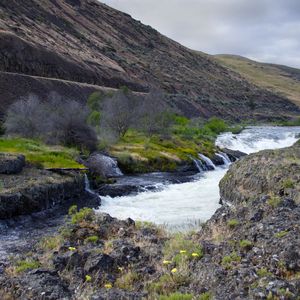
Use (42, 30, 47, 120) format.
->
(215, 54, 300, 106)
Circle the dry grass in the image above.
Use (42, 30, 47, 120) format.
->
(215, 54, 300, 106)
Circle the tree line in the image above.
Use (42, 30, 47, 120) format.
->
(4, 88, 175, 152)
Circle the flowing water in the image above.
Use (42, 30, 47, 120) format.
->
(97, 126, 300, 230)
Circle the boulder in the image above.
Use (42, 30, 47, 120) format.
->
(221, 148, 247, 162)
(0, 153, 25, 174)
(84, 253, 116, 274)
(84, 153, 123, 178)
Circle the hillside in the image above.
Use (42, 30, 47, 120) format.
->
(0, 0, 299, 120)
(215, 54, 300, 106)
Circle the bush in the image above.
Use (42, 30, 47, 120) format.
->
(227, 219, 239, 228)
(5, 94, 97, 152)
(71, 207, 95, 224)
(239, 240, 253, 250)
(204, 117, 228, 135)
(15, 259, 40, 273)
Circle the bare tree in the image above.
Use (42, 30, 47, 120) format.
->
(137, 89, 174, 136)
(101, 89, 139, 137)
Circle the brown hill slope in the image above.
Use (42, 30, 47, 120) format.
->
(215, 54, 300, 106)
(0, 0, 299, 120)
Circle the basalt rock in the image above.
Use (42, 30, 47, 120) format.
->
(0, 153, 25, 174)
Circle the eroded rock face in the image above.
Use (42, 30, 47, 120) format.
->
(0, 168, 100, 219)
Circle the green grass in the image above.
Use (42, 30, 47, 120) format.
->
(158, 293, 194, 300)
(15, 259, 40, 273)
(0, 137, 83, 169)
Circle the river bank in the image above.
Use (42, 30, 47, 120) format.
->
(1, 127, 300, 299)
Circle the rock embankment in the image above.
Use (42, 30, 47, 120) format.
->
(0, 153, 100, 219)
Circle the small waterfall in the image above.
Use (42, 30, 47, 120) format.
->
(84, 174, 101, 199)
(192, 158, 205, 172)
(198, 153, 216, 170)
(216, 152, 231, 166)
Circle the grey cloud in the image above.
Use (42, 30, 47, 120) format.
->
(101, 0, 300, 68)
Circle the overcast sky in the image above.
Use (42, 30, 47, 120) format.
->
(101, 0, 300, 68)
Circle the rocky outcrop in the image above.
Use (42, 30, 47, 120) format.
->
(219, 141, 300, 204)
(0, 0, 299, 120)
(0, 167, 100, 219)
(0, 153, 25, 174)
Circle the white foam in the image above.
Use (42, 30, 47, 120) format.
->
(97, 126, 300, 230)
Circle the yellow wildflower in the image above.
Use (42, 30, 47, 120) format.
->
(192, 253, 200, 257)
(180, 250, 187, 254)
(104, 283, 112, 289)
(163, 260, 172, 265)
(85, 275, 92, 282)
(171, 268, 177, 273)
(68, 247, 76, 251)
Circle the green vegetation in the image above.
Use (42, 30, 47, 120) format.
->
(0, 138, 82, 169)
(227, 219, 239, 228)
(199, 292, 213, 300)
(111, 116, 238, 173)
(267, 195, 282, 208)
(221, 252, 241, 269)
(257, 268, 272, 277)
(68, 206, 95, 225)
(158, 292, 194, 300)
(15, 259, 40, 273)
(84, 235, 99, 244)
(275, 230, 289, 238)
(282, 179, 295, 189)
(239, 240, 253, 250)
(163, 233, 203, 264)
(115, 270, 141, 291)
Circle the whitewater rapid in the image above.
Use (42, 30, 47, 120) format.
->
(97, 126, 300, 230)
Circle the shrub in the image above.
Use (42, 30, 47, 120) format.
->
(282, 179, 295, 189)
(222, 252, 241, 269)
(71, 208, 95, 224)
(239, 240, 253, 250)
(5, 94, 97, 152)
(267, 196, 282, 208)
(227, 219, 239, 228)
(204, 117, 228, 135)
(115, 270, 140, 291)
(84, 235, 99, 244)
(257, 268, 272, 277)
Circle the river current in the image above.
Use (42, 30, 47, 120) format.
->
(97, 126, 300, 230)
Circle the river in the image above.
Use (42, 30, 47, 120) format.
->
(97, 126, 300, 231)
